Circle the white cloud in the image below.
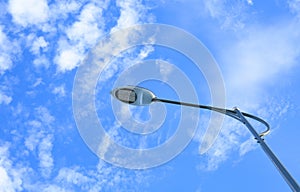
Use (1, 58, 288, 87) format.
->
(35, 106, 55, 125)
(288, 0, 300, 19)
(8, 0, 49, 27)
(32, 78, 43, 88)
(0, 25, 19, 74)
(87, 160, 151, 191)
(54, 45, 83, 72)
(198, 119, 244, 171)
(31, 36, 49, 55)
(223, 22, 300, 98)
(44, 159, 154, 191)
(33, 55, 50, 68)
(239, 137, 257, 156)
(52, 85, 66, 97)
(115, 0, 147, 29)
(55, 167, 93, 187)
(246, 0, 253, 5)
(77, 1, 154, 86)
(25, 121, 43, 151)
(24, 107, 55, 178)
(0, 144, 15, 192)
(257, 98, 290, 122)
(49, 0, 81, 20)
(26, 35, 50, 68)
(55, 2, 108, 72)
(98, 45, 154, 83)
(156, 59, 174, 81)
(202, 0, 224, 18)
(0, 143, 26, 192)
(54, 0, 151, 73)
(202, 0, 251, 30)
(32, 107, 55, 178)
(0, 167, 14, 192)
(38, 134, 54, 178)
(42, 185, 70, 192)
(66, 3, 106, 48)
(0, 91, 12, 105)
(0, 54, 12, 75)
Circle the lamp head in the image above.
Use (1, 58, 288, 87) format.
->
(110, 86, 156, 106)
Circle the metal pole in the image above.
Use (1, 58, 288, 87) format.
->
(234, 108, 300, 192)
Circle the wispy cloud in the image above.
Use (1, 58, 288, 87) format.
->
(288, 0, 300, 19)
(38, 134, 54, 178)
(30, 36, 49, 55)
(223, 23, 300, 94)
(49, 0, 81, 21)
(202, 0, 252, 30)
(26, 34, 50, 68)
(114, 0, 150, 29)
(2, 0, 154, 75)
(0, 25, 20, 74)
(24, 107, 55, 179)
(0, 143, 16, 192)
(0, 142, 30, 192)
(0, 91, 12, 105)
(53, 0, 152, 73)
(197, 118, 244, 171)
(246, 0, 253, 6)
(239, 137, 257, 156)
(0, 77, 13, 105)
(52, 84, 66, 97)
(1, 140, 153, 191)
(1, 102, 155, 191)
(55, 167, 93, 188)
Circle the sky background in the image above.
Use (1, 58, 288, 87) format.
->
(1, 0, 300, 191)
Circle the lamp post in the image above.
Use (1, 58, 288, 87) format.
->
(111, 85, 300, 192)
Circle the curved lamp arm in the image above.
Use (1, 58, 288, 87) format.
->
(152, 98, 270, 137)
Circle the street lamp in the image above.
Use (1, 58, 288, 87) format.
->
(111, 85, 300, 192)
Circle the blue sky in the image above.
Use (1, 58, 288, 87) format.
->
(1, 0, 300, 191)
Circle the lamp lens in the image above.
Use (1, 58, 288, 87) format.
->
(115, 88, 137, 104)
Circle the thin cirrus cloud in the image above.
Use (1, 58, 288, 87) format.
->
(201, 0, 251, 30)
(223, 22, 300, 94)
